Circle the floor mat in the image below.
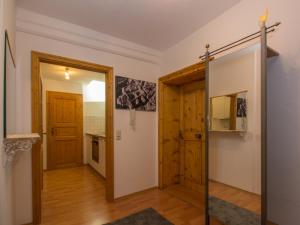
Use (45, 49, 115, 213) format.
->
(103, 208, 174, 225)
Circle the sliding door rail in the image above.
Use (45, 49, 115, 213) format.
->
(199, 22, 280, 60)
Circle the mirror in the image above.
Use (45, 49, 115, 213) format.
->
(208, 44, 262, 225)
(210, 91, 247, 132)
(4, 30, 16, 137)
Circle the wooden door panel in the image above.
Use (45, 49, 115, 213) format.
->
(55, 127, 77, 137)
(184, 141, 202, 182)
(162, 86, 181, 187)
(54, 98, 76, 123)
(53, 140, 77, 165)
(180, 81, 205, 192)
(47, 91, 83, 170)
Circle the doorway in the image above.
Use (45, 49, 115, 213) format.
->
(158, 62, 206, 207)
(31, 52, 114, 225)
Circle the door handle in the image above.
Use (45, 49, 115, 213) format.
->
(179, 130, 184, 139)
(195, 133, 202, 139)
(51, 128, 55, 136)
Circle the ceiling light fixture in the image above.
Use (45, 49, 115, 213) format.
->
(65, 68, 70, 80)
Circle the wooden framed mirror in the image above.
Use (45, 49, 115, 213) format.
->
(210, 91, 248, 132)
(4, 30, 16, 138)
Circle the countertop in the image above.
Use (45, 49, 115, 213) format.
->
(85, 133, 106, 138)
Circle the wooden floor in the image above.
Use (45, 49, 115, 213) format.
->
(209, 181, 261, 214)
(162, 182, 261, 225)
(163, 181, 261, 214)
(41, 166, 266, 225)
(41, 166, 204, 225)
(163, 184, 204, 209)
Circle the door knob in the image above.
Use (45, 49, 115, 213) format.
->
(51, 128, 55, 135)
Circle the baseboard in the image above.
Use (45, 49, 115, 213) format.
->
(267, 221, 278, 225)
(115, 187, 158, 201)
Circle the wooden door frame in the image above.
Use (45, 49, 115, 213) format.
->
(31, 51, 114, 224)
(158, 62, 205, 189)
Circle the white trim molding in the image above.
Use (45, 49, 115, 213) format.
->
(16, 8, 162, 65)
(3, 133, 40, 166)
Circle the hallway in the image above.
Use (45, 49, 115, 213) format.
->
(41, 166, 203, 225)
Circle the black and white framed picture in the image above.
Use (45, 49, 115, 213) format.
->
(115, 76, 156, 111)
(236, 97, 247, 117)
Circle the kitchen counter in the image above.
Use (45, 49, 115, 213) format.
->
(85, 133, 106, 138)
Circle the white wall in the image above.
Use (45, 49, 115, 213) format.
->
(14, 9, 160, 225)
(0, 0, 15, 225)
(3, 0, 15, 56)
(83, 81, 106, 136)
(209, 45, 261, 195)
(84, 102, 105, 135)
(162, 0, 300, 224)
(41, 79, 83, 170)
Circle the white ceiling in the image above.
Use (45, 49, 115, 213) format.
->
(17, 0, 241, 50)
(40, 63, 105, 84)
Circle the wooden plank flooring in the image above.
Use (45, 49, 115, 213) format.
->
(163, 181, 261, 214)
(162, 182, 262, 225)
(209, 181, 261, 214)
(163, 184, 204, 209)
(41, 166, 204, 225)
(42, 166, 271, 225)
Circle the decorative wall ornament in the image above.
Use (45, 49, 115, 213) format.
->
(3, 134, 40, 166)
(115, 76, 156, 111)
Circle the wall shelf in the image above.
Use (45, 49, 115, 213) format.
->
(3, 133, 40, 165)
(267, 46, 279, 58)
(209, 130, 247, 132)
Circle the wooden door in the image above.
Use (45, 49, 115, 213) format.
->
(47, 91, 83, 170)
(161, 85, 181, 187)
(180, 81, 205, 191)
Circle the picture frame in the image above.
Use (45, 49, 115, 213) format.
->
(115, 76, 156, 112)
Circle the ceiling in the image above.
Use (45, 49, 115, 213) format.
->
(40, 63, 105, 84)
(17, 0, 241, 50)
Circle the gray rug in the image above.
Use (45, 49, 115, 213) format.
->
(103, 208, 174, 225)
(209, 196, 261, 225)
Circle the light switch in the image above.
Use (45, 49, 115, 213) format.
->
(116, 130, 121, 140)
